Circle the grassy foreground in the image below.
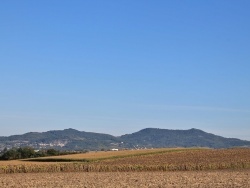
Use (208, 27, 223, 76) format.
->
(0, 148, 249, 173)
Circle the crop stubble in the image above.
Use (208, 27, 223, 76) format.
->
(0, 148, 249, 173)
(97, 148, 250, 171)
(0, 170, 249, 188)
(0, 148, 250, 187)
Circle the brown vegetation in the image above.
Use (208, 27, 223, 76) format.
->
(0, 148, 249, 174)
(0, 170, 249, 188)
(0, 148, 249, 187)
(33, 148, 189, 160)
(97, 148, 250, 171)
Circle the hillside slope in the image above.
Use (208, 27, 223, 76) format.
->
(0, 128, 249, 150)
(0, 128, 121, 151)
(120, 128, 250, 148)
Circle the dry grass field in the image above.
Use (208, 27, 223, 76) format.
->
(0, 148, 194, 170)
(0, 148, 250, 187)
(96, 148, 250, 170)
(32, 147, 191, 160)
(0, 148, 249, 173)
(0, 170, 249, 188)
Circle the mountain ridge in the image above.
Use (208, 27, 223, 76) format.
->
(0, 128, 249, 151)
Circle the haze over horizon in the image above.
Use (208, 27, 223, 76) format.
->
(1, 1, 250, 140)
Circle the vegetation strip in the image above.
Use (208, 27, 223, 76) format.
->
(0, 148, 249, 174)
(24, 148, 203, 163)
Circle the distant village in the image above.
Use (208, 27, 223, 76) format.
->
(0, 139, 151, 153)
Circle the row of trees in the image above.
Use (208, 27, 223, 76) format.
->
(0, 147, 62, 160)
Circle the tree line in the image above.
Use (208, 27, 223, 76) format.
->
(0, 147, 72, 160)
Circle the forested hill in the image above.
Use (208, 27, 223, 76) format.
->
(120, 128, 250, 149)
(0, 128, 249, 151)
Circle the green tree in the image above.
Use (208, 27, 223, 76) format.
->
(46, 149, 59, 156)
(0, 148, 19, 160)
(17, 147, 35, 158)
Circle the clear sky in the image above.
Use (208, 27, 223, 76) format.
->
(1, 1, 250, 140)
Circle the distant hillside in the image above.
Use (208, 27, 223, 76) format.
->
(0, 128, 249, 151)
(0, 128, 121, 151)
(120, 128, 250, 149)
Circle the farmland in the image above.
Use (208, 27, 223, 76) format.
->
(0, 170, 249, 188)
(0, 148, 250, 187)
(0, 148, 250, 173)
(27, 147, 194, 161)
(96, 148, 250, 171)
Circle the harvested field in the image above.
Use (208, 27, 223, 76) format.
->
(0, 170, 249, 188)
(0, 148, 249, 173)
(96, 148, 250, 170)
(29, 148, 193, 161)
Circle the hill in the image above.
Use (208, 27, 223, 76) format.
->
(0, 128, 249, 151)
(120, 128, 250, 149)
(0, 128, 120, 151)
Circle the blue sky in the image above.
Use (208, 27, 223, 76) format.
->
(1, 1, 250, 140)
